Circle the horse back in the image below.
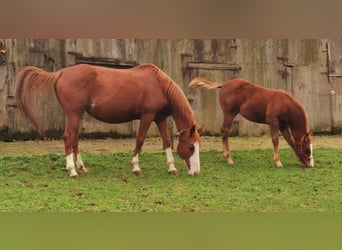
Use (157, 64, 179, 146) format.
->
(55, 64, 170, 123)
(219, 78, 297, 123)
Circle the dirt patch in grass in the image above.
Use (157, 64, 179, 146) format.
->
(0, 135, 341, 156)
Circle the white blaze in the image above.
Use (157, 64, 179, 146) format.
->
(188, 142, 200, 176)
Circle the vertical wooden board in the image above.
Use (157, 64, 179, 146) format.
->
(292, 66, 331, 132)
(330, 78, 342, 132)
(288, 39, 323, 67)
(326, 39, 342, 131)
(0, 65, 7, 129)
(64, 39, 76, 66)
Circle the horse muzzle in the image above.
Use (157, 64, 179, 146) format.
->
(188, 143, 201, 176)
(307, 157, 314, 167)
(306, 144, 314, 167)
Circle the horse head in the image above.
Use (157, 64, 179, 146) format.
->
(297, 131, 314, 167)
(176, 124, 204, 176)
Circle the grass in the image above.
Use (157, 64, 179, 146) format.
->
(0, 146, 341, 212)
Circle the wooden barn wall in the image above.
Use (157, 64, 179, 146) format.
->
(0, 39, 341, 140)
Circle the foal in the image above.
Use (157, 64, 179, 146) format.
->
(189, 77, 314, 168)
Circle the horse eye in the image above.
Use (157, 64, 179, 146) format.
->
(189, 145, 195, 151)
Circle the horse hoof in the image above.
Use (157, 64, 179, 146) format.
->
(188, 170, 200, 176)
(132, 170, 141, 175)
(168, 169, 178, 176)
(80, 167, 89, 173)
(69, 172, 79, 178)
(227, 157, 234, 165)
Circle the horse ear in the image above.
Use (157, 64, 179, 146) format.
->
(197, 124, 204, 134)
(190, 124, 204, 136)
(190, 124, 196, 136)
(304, 130, 313, 142)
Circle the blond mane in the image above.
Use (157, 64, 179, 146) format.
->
(149, 64, 195, 127)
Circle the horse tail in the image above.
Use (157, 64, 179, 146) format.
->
(15, 66, 63, 136)
(188, 77, 223, 89)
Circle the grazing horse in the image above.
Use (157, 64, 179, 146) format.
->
(189, 77, 314, 168)
(15, 63, 203, 177)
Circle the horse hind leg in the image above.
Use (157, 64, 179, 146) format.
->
(221, 113, 236, 165)
(131, 114, 154, 175)
(156, 119, 177, 175)
(269, 120, 283, 168)
(74, 141, 88, 174)
(63, 113, 84, 177)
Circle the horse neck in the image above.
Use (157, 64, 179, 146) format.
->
(168, 84, 195, 131)
(172, 107, 194, 131)
(289, 104, 309, 143)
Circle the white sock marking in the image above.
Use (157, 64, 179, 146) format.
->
(66, 153, 78, 177)
(166, 147, 177, 172)
(131, 154, 141, 173)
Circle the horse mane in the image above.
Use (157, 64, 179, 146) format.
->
(289, 94, 310, 132)
(147, 64, 195, 126)
(267, 86, 309, 132)
(15, 66, 62, 135)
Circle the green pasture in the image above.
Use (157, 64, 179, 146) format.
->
(0, 145, 341, 212)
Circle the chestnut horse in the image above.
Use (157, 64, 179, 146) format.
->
(189, 77, 314, 168)
(15, 63, 203, 177)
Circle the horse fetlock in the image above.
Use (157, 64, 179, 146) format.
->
(131, 154, 141, 174)
(223, 151, 233, 164)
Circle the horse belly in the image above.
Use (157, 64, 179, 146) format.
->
(86, 105, 140, 124)
(240, 104, 267, 124)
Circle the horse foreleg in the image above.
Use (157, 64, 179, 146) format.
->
(131, 115, 154, 175)
(63, 113, 82, 177)
(280, 126, 295, 150)
(269, 121, 283, 168)
(156, 119, 177, 175)
(221, 113, 235, 165)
